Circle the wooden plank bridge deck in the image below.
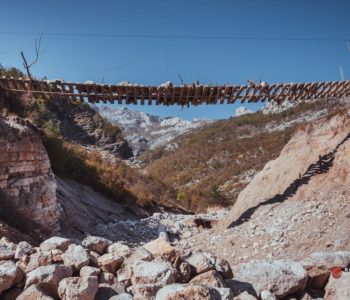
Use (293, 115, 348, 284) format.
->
(1, 76, 350, 106)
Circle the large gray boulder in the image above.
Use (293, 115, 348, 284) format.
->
(0, 260, 22, 294)
(325, 271, 350, 300)
(62, 244, 90, 272)
(131, 258, 177, 286)
(25, 264, 72, 297)
(17, 284, 54, 300)
(58, 276, 99, 300)
(82, 236, 112, 255)
(300, 251, 350, 289)
(233, 260, 307, 298)
(40, 237, 70, 252)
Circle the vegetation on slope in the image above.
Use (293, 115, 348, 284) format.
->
(140, 99, 341, 211)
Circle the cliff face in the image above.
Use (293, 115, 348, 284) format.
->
(0, 115, 61, 232)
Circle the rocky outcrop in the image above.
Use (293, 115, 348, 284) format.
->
(0, 116, 61, 232)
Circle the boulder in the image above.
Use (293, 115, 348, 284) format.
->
(97, 252, 124, 273)
(185, 252, 215, 275)
(143, 238, 176, 260)
(15, 241, 33, 260)
(96, 282, 126, 299)
(25, 251, 52, 273)
(131, 258, 177, 286)
(324, 271, 350, 300)
(155, 283, 217, 300)
(190, 270, 225, 288)
(233, 291, 257, 300)
(40, 237, 70, 252)
(82, 236, 112, 255)
(0, 260, 22, 294)
(117, 247, 153, 286)
(233, 260, 307, 298)
(108, 243, 132, 258)
(58, 276, 99, 300)
(80, 266, 101, 277)
(301, 251, 350, 289)
(25, 264, 73, 297)
(0, 239, 16, 260)
(62, 244, 90, 272)
(17, 284, 54, 300)
(110, 293, 133, 300)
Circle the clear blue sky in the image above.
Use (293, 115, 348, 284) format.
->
(1, 0, 349, 120)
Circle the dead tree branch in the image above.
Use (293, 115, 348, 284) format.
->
(21, 34, 43, 80)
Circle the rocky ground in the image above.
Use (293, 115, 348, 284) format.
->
(1, 233, 349, 300)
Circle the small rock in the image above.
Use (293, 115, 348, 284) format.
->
(97, 252, 124, 273)
(40, 237, 70, 252)
(131, 283, 163, 300)
(17, 284, 54, 300)
(233, 291, 257, 300)
(260, 290, 277, 300)
(143, 238, 176, 260)
(82, 236, 112, 255)
(25, 264, 73, 297)
(216, 287, 234, 300)
(186, 252, 215, 275)
(0, 239, 16, 260)
(177, 261, 192, 283)
(62, 244, 90, 272)
(58, 276, 99, 300)
(155, 283, 215, 300)
(0, 260, 22, 294)
(15, 241, 33, 260)
(110, 293, 133, 300)
(190, 270, 225, 288)
(99, 272, 117, 284)
(25, 252, 52, 273)
(108, 243, 132, 258)
(131, 258, 177, 285)
(80, 266, 101, 277)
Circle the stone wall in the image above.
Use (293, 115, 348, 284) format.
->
(0, 115, 61, 232)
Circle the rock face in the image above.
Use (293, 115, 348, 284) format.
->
(233, 259, 308, 298)
(224, 113, 350, 228)
(0, 116, 61, 231)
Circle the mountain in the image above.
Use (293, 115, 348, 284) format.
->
(94, 105, 212, 156)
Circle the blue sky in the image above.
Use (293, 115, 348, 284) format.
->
(1, 0, 349, 120)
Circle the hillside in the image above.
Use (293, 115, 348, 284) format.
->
(141, 98, 344, 211)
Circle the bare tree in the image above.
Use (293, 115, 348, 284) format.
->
(21, 34, 43, 80)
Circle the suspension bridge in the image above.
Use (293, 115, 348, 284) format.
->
(1, 76, 350, 106)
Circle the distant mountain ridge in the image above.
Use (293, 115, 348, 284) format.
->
(94, 105, 212, 155)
